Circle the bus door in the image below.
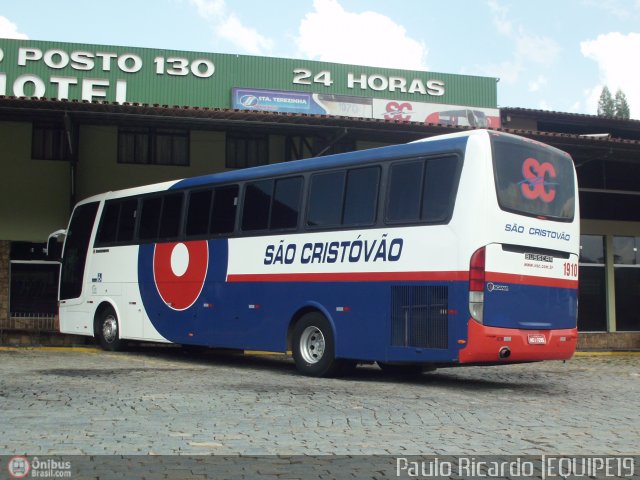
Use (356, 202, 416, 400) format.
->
(59, 201, 99, 335)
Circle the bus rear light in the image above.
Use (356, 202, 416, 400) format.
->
(469, 247, 486, 324)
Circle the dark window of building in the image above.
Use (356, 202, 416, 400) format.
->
(118, 128, 150, 164)
(10, 262, 60, 315)
(242, 180, 273, 231)
(32, 123, 70, 160)
(210, 185, 238, 234)
(580, 191, 640, 222)
(226, 133, 268, 168)
(271, 177, 303, 230)
(613, 236, 640, 331)
(118, 127, 189, 166)
(386, 156, 460, 224)
(578, 235, 607, 332)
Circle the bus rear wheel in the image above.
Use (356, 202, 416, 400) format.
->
(96, 306, 125, 352)
(292, 312, 345, 377)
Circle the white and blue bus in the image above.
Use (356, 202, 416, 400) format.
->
(56, 129, 579, 376)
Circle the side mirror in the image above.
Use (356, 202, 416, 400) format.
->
(45, 229, 66, 261)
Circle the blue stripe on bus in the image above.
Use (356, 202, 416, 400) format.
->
(137, 238, 471, 362)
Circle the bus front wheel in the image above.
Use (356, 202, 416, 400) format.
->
(96, 306, 125, 352)
(292, 312, 344, 377)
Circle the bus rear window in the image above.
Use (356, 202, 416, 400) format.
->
(492, 135, 575, 221)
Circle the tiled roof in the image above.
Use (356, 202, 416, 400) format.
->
(2, 96, 640, 149)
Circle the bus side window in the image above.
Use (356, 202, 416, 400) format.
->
(307, 171, 346, 227)
(271, 176, 303, 230)
(386, 156, 459, 224)
(139, 197, 162, 242)
(343, 167, 379, 226)
(117, 199, 137, 243)
(96, 202, 119, 245)
(422, 156, 459, 222)
(158, 193, 184, 239)
(210, 185, 238, 235)
(242, 180, 273, 231)
(186, 189, 213, 237)
(387, 160, 424, 223)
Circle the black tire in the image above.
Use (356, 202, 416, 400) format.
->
(292, 312, 344, 377)
(96, 306, 125, 352)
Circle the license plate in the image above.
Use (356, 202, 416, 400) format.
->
(528, 334, 547, 345)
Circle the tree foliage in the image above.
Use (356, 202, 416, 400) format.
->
(597, 86, 630, 119)
(614, 89, 630, 119)
(597, 86, 615, 117)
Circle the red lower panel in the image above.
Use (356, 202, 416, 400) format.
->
(459, 319, 578, 363)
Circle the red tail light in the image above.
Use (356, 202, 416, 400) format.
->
(469, 247, 486, 324)
(469, 247, 486, 291)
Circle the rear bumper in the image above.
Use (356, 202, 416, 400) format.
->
(459, 319, 578, 363)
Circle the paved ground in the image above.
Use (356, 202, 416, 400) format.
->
(0, 347, 638, 457)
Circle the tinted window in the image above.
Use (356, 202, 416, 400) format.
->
(96, 202, 119, 245)
(186, 189, 213, 237)
(60, 202, 99, 300)
(343, 167, 379, 225)
(271, 177, 302, 230)
(387, 161, 423, 222)
(95, 198, 138, 246)
(242, 180, 273, 231)
(492, 134, 575, 221)
(117, 199, 137, 243)
(158, 193, 183, 239)
(387, 156, 459, 224)
(210, 185, 238, 234)
(422, 156, 459, 222)
(307, 171, 345, 227)
(139, 197, 162, 241)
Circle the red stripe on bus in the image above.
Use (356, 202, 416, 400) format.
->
(486, 272, 578, 289)
(227, 271, 469, 283)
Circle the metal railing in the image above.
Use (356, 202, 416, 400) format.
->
(1, 313, 58, 332)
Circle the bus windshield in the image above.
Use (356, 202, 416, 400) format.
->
(492, 134, 575, 221)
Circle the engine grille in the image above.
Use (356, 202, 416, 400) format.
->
(391, 285, 449, 349)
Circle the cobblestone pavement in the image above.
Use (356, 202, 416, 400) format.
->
(0, 347, 638, 456)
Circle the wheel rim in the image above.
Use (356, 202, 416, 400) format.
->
(102, 315, 118, 343)
(299, 326, 325, 364)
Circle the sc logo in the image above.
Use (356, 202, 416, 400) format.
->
(520, 157, 557, 203)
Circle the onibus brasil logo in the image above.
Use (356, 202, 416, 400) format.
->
(7, 456, 72, 478)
